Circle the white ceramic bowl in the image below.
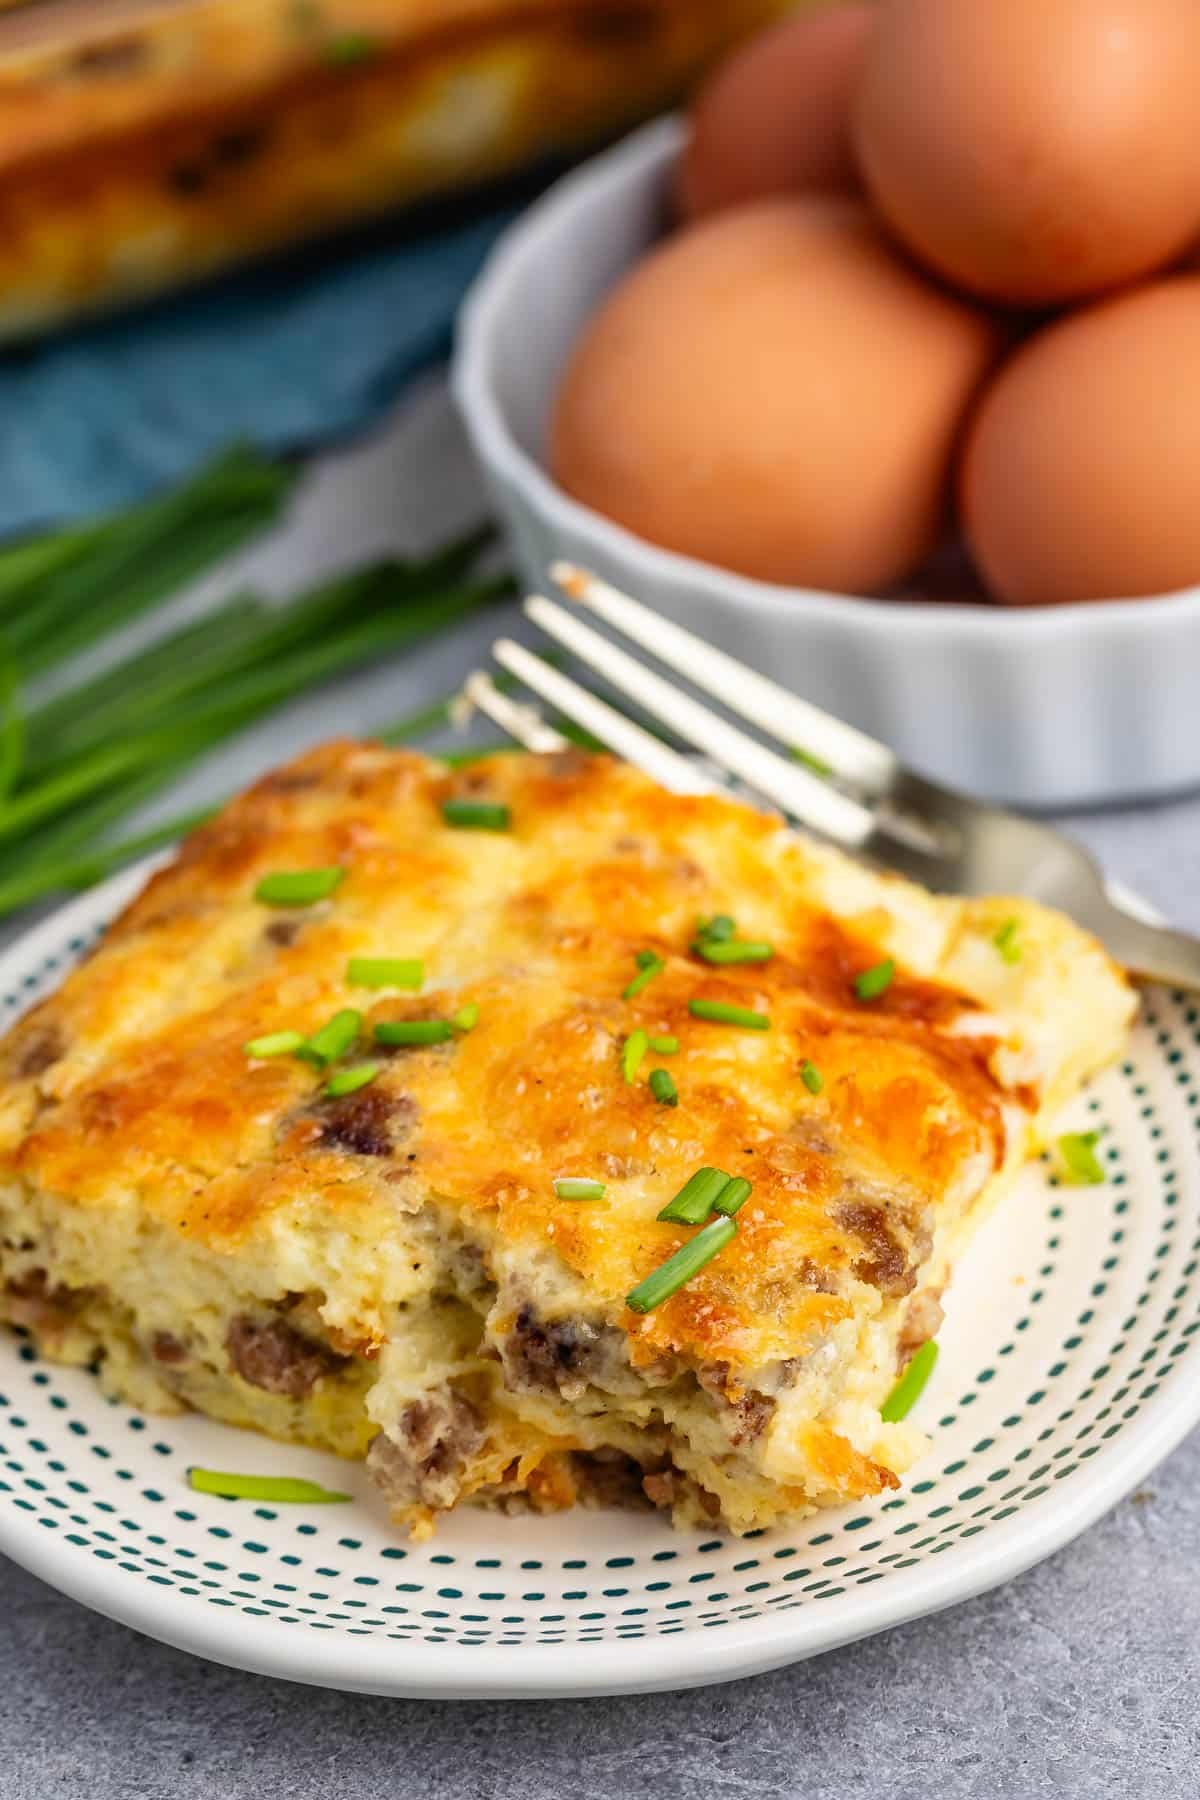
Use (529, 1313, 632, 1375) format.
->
(453, 117, 1200, 810)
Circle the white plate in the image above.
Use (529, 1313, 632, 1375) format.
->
(2, 864, 1199, 1698)
(453, 117, 1200, 809)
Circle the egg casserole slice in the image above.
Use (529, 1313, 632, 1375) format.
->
(0, 744, 1135, 1536)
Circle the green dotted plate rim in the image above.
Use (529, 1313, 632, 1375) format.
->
(1, 859, 1199, 1700)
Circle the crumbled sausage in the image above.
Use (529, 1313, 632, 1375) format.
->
(501, 1305, 627, 1403)
(225, 1313, 345, 1398)
(10, 1022, 65, 1079)
(697, 1361, 776, 1446)
(316, 1087, 415, 1157)
(151, 1331, 189, 1366)
(837, 1200, 917, 1297)
(4, 1270, 90, 1333)
(263, 917, 302, 948)
(366, 1389, 484, 1511)
(897, 1288, 945, 1363)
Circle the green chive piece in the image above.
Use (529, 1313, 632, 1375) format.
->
(649, 1068, 679, 1107)
(626, 1216, 737, 1314)
(623, 952, 664, 1000)
(323, 1062, 380, 1099)
(187, 1468, 350, 1504)
(648, 1035, 679, 1055)
(346, 956, 424, 989)
(801, 1059, 824, 1095)
(880, 1340, 939, 1423)
(255, 866, 344, 906)
(554, 1178, 607, 1201)
(244, 1030, 307, 1059)
(622, 1028, 649, 1083)
(1057, 1130, 1106, 1186)
(451, 1002, 480, 1033)
(993, 919, 1022, 965)
(305, 1008, 361, 1064)
(695, 914, 736, 943)
(712, 1175, 752, 1217)
(374, 1019, 454, 1046)
(792, 746, 834, 779)
(694, 939, 774, 965)
(854, 958, 895, 1001)
(441, 798, 511, 832)
(688, 999, 770, 1031)
(657, 1166, 730, 1225)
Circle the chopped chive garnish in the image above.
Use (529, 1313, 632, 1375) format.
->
(1057, 1130, 1106, 1186)
(346, 956, 424, 989)
(244, 1029, 307, 1059)
(325, 29, 377, 65)
(880, 1340, 939, 1423)
(688, 998, 770, 1030)
(374, 1018, 454, 1046)
(649, 1068, 679, 1106)
(648, 1034, 679, 1055)
(626, 1215, 737, 1314)
(254, 865, 344, 906)
(554, 1178, 607, 1201)
(801, 1059, 824, 1095)
(187, 1469, 351, 1503)
(441, 798, 511, 831)
(450, 1002, 480, 1033)
(694, 939, 774, 965)
(712, 1175, 751, 1217)
(993, 919, 1022, 965)
(623, 952, 664, 999)
(323, 1062, 380, 1098)
(657, 1166, 730, 1225)
(305, 1008, 361, 1064)
(622, 1028, 649, 1083)
(854, 958, 895, 1001)
(792, 746, 834, 779)
(695, 914, 736, 943)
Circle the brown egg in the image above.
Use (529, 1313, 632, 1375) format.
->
(962, 279, 1200, 605)
(854, 0, 1200, 307)
(677, 3, 872, 219)
(550, 199, 1002, 593)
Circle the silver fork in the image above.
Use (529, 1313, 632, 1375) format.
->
(463, 563, 1200, 991)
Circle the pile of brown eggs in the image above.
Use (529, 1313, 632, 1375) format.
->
(550, 0, 1200, 607)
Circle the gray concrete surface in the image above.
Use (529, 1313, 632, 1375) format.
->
(4, 383, 1199, 1797)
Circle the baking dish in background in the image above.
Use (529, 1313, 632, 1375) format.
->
(453, 118, 1200, 810)
(0, 0, 794, 340)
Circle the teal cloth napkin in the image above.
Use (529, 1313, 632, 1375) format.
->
(0, 207, 514, 540)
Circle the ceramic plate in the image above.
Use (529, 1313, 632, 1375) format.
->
(2, 864, 1198, 1698)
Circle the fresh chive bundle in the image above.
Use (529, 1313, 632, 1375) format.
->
(657, 1167, 731, 1225)
(692, 913, 773, 965)
(0, 473, 509, 923)
(305, 1009, 362, 1064)
(711, 1176, 751, 1217)
(880, 1340, 939, 1423)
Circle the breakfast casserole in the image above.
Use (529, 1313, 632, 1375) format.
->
(0, 0, 792, 341)
(0, 744, 1134, 1536)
